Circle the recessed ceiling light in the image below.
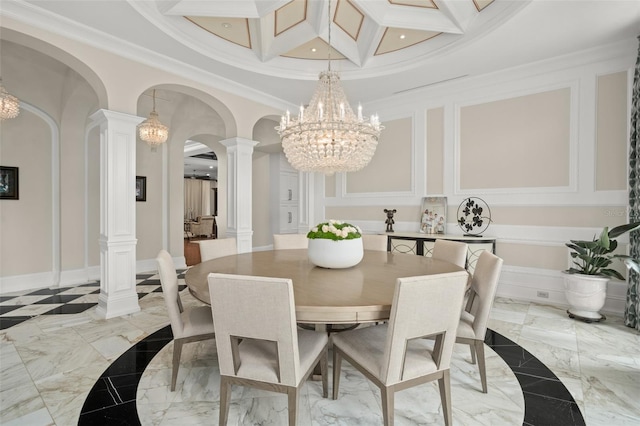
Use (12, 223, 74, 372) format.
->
(399, 34, 406, 40)
(209, 165, 213, 169)
(222, 23, 232, 29)
(206, 173, 210, 176)
(311, 48, 317, 52)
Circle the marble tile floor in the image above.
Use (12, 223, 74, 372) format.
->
(0, 271, 638, 426)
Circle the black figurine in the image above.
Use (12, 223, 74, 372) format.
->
(384, 209, 397, 232)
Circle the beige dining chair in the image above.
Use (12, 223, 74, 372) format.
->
(208, 273, 329, 426)
(362, 234, 388, 252)
(197, 238, 237, 262)
(332, 270, 469, 426)
(455, 250, 503, 393)
(432, 239, 468, 269)
(273, 233, 309, 250)
(156, 250, 215, 391)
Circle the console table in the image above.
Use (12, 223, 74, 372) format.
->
(385, 232, 496, 272)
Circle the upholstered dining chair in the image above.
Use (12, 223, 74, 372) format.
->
(332, 271, 469, 426)
(208, 273, 329, 426)
(455, 250, 503, 393)
(197, 238, 237, 262)
(156, 250, 215, 391)
(432, 239, 468, 269)
(362, 234, 388, 252)
(273, 233, 309, 250)
(190, 216, 215, 238)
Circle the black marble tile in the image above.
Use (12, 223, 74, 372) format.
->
(138, 278, 161, 285)
(33, 294, 83, 304)
(41, 303, 97, 315)
(522, 391, 585, 426)
(135, 274, 155, 281)
(78, 400, 141, 426)
(0, 316, 31, 330)
(0, 296, 18, 302)
(79, 282, 100, 287)
(25, 287, 66, 296)
(0, 305, 24, 315)
(516, 372, 576, 402)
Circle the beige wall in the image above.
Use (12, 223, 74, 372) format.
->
(596, 71, 628, 191)
(0, 110, 53, 275)
(427, 108, 444, 194)
(346, 117, 412, 193)
(460, 88, 571, 189)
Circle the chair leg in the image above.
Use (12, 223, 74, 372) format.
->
(469, 342, 477, 364)
(320, 350, 328, 398)
(287, 387, 298, 426)
(219, 376, 231, 426)
(438, 369, 452, 426)
(332, 348, 342, 400)
(171, 339, 184, 391)
(381, 387, 395, 426)
(474, 339, 488, 393)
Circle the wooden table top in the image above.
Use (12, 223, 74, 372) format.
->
(185, 249, 465, 324)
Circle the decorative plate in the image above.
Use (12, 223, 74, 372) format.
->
(457, 197, 492, 236)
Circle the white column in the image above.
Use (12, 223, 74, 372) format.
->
(90, 109, 143, 319)
(220, 137, 258, 253)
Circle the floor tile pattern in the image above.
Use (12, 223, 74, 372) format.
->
(1, 272, 639, 425)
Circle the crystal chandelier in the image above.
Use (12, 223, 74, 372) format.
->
(138, 89, 168, 150)
(0, 78, 20, 121)
(276, 2, 383, 175)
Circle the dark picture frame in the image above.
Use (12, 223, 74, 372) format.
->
(136, 176, 147, 202)
(0, 166, 19, 200)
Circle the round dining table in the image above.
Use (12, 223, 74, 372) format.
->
(185, 249, 466, 324)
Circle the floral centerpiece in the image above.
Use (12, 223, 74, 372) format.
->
(307, 220, 362, 241)
(307, 220, 363, 268)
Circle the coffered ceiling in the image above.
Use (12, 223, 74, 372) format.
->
(4, 0, 640, 106)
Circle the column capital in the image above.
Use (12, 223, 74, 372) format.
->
(220, 137, 259, 150)
(90, 109, 144, 127)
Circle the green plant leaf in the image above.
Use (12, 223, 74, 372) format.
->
(600, 268, 624, 280)
(598, 227, 610, 250)
(608, 222, 640, 239)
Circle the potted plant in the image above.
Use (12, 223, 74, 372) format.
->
(307, 220, 363, 268)
(564, 222, 640, 322)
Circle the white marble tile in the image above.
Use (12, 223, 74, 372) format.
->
(32, 312, 93, 332)
(488, 308, 527, 325)
(1, 407, 54, 426)
(516, 337, 581, 379)
(518, 325, 578, 352)
(2, 304, 62, 316)
(486, 318, 522, 341)
(67, 293, 100, 304)
(138, 402, 172, 426)
(0, 382, 47, 424)
(58, 286, 99, 295)
(35, 365, 109, 426)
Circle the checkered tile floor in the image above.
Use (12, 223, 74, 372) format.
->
(0, 271, 186, 330)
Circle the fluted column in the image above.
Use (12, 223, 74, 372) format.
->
(220, 137, 258, 253)
(90, 109, 143, 319)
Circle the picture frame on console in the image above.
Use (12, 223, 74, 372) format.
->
(136, 176, 147, 202)
(0, 166, 19, 200)
(419, 196, 447, 234)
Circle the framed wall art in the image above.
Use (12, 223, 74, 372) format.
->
(419, 196, 447, 234)
(136, 176, 147, 202)
(0, 166, 19, 200)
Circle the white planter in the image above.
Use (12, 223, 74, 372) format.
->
(563, 273, 609, 322)
(308, 238, 364, 269)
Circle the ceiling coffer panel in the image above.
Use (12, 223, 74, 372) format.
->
(335, 0, 364, 41)
(275, 0, 308, 36)
(185, 17, 251, 48)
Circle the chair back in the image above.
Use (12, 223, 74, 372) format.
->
(197, 238, 237, 262)
(381, 271, 468, 384)
(156, 250, 185, 338)
(208, 273, 302, 386)
(273, 233, 308, 250)
(467, 251, 503, 338)
(432, 239, 468, 268)
(362, 234, 388, 252)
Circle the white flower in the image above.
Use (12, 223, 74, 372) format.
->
(341, 229, 349, 238)
(328, 225, 337, 233)
(329, 219, 337, 225)
(312, 227, 318, 233)
(322, 225, 329, 233)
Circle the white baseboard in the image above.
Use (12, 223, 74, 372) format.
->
(496, 265, 627, 316)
